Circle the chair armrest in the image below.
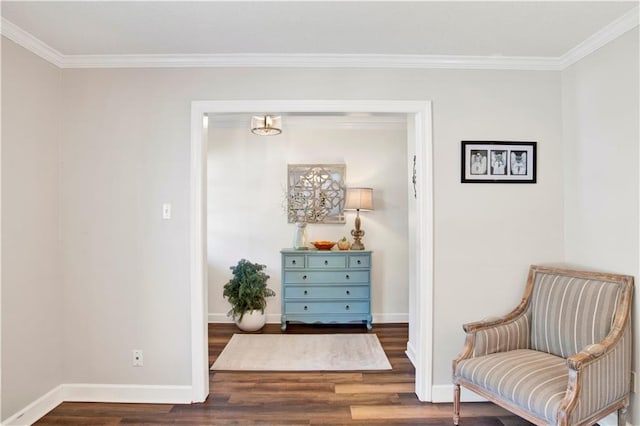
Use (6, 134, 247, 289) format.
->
(557, 327, 632, 426)
(566, 279, 631, 369)
(454, 267, 536, 370)
(453, 308, 531, 370)
(463, 315, 511, 333)
(462, 273, 535, 334)
(567, 344, 606, 370)
(567, 300, 631, 371)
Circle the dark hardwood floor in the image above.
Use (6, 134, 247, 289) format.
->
(36, 323, 533, 425)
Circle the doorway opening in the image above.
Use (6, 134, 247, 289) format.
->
(189, 100, 433, 403)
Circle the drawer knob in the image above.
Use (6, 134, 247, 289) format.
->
(302, 275, 307, 280)
(292, 260, 296, 265)
(304, 305, 308, 311)
(346, 290, 350, 295)
(346, 274, 350, 280)
(304, 290, 308, 295)
(357, 260, 361, 264)
(324, 260, 328, 265)
(345, 305, 350, 310)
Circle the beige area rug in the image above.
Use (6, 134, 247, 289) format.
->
(211, 334, 392, 371)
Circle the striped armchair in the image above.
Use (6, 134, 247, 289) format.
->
(452, 265, 634, 426)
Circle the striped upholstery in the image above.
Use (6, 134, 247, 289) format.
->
(456, 349, 567, 423)
(453, 267, 633, 426)
(472, 311, 531, 357)
(570, 325, 632, 424)
(530, 273, 621, 358)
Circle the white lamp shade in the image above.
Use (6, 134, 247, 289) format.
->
(344, 187, 374, 211)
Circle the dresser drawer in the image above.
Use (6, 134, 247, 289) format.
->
(307, 255, 346, 268)
(284, 301, 369, 314)
(348, 255, 370, 268)
(284, 285, 369, 300)
(284, 270, 369, 284)
(283, 255, 305, 268)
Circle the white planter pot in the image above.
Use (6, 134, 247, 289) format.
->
(235, 310, 266, 332)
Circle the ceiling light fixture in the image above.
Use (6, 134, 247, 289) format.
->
(251, 115, 282, 136)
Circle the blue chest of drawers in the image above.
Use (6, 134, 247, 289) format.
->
(280, 249, 372, 331)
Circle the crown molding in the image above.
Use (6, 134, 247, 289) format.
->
(0, 17, 561, 70)
(559, 6, 639, 69)
(0, 17, 64, 67)
(2, 8, 637, 71)
(60, 52, 562, 70)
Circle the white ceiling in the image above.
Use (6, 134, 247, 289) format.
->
(1, 1, 638, 69)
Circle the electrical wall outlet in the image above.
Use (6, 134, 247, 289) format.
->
(132, 349, 143, 367)
(631, 371, 636, 393)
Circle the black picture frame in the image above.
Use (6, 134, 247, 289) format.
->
(461, 141, 537, 183)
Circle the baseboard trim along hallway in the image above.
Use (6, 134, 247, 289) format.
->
(2, 384, 192, 425)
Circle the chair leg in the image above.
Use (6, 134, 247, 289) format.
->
(618, 405, 628, 426)
(453, 384, 461, 425)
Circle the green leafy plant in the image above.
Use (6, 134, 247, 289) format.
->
(223, 259, 276, 321)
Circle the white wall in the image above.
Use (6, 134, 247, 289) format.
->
(5, 21, 640, 423)
(431, 69, 565, 384)
(562, 28, 639, 424)
(207, 125, 409, 322)
(1, 39, 64, 421)
(57, 65, 563, 390)
(58, 69, 193, 385)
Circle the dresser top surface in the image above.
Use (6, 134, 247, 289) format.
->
(281, 249, 372, 254)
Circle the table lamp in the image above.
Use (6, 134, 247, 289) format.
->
(344, 187, 374, 250)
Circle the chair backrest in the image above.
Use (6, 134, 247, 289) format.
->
(529, 269, 624, 358)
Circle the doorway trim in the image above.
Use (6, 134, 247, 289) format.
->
(190, 100, 433, 402)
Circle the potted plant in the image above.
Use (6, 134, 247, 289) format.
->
(223, 259, 276, 331)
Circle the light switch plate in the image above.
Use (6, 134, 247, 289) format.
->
(162, 203, 171, 219)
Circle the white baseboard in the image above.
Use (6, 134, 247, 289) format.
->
(2, 385, 64, 425)
(405, 340, 417, 368)
(208, 313, 231, 323)
(62, 383, 193, 404)
(372, 313, 409, 323)
(1, 384, 193, 425)
(208, 313, 409, 324)
(430, 384, 487, 403)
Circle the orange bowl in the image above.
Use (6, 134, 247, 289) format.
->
(312, 241, 336, 250)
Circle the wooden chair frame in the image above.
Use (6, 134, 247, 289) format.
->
(452, 265, 634, 426)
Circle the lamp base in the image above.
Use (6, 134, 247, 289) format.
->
(350, 240, 365, 250)
(350, 224, 365, 251)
